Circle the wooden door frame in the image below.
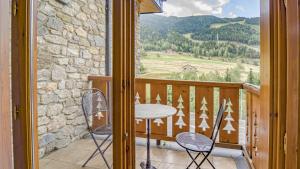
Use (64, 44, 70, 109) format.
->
(286, 0, 300, 168)
(272, 0, 287, 168)
(0, 0, 13, 168)
(11, 0, 38, 168)
(112, 0, 136, 168)
(260, 0, 288, 169)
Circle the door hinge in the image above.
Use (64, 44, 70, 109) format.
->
(284, 132, 287, 154)
(124, 132, 128, 140)
(13, 105, 21, 120)
(13, 0, 18, 16)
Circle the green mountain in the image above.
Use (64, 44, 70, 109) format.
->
(140, 15, 260, 59)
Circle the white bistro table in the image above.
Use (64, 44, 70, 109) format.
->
(135, 104, 177, 169)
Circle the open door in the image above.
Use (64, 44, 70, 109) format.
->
(11, 0, 38, 168)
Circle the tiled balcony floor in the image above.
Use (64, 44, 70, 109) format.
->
(40, 138, 244, 169)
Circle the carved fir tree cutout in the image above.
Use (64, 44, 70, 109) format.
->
(153, 94, 164, 126)
(175, 95, 186, 129)
(135, 92, 143, 124)
(135, 92, 141, 104)
(96, 96, 104, 120)
(198, 97, 210, 131)
(223, 98, 236, 134)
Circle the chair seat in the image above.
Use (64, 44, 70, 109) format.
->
(176, 132, 213, 152)
(93, 124, 112, 135)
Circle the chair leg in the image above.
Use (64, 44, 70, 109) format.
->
(82, 134, 112, 168)
(196, 153, 211, 169)
(82, 148, 98, 167)
(201, 153, 215, 169)
(186, 150, 201, 168)
(92, 134, 111, 169)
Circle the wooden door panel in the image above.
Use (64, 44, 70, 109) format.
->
(219, 88, 239, 144)
(195, 86, 214, 137)
(150, 83, 167, 137)
(172, 85, 190, 137)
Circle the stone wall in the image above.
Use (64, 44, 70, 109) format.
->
(37, 0, 106, 157)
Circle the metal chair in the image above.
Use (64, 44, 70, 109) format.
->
(176, 101, 226, 169)
(81, 88, 112, 169)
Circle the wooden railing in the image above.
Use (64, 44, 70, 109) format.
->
(243, 83, 260, 166)
(88, 76, 245, 145)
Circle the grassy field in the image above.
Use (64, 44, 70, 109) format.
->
(139, 51, 260, 82)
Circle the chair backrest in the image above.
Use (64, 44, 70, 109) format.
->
(81, 88, 109, 130)
(210, 99, 226, 144)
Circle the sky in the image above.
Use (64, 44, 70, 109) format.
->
(161, 0, 260, 18)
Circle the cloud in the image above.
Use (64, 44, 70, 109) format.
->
(235, 5, 245, 12)
(228, 12, 237, 18)
(161, 0, 230, 17)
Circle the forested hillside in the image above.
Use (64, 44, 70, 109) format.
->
(140, 15, 260, 59)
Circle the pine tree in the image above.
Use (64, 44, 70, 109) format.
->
(175, 95, 186, 129)
(198, 97, 210, 131)
(247, 68, 254, 84)
(225, 68, 231, 82)
(223, 98, 236, 134)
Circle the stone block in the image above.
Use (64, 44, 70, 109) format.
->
(47, 17, 64, 31)
(47, 103, 63, 116)
(38, 126, 47, 136)
(40, 94, 59, 104)
(72, 89, 81, 98)
(65, 80, 74, 89)
(47, 44, 61, 54)
(74, 58, 85, 66)
(66, 46, 80, 57)
(46, 82, 58, 91)
(54, 90, 71, 99)
(37, 82, 47, 89)
(63, 106, 79, 115)
(39, 133, 56, 148)
(73, 116, 86, 125)
(52, 65, 66, 81)
(47, 115, 66, 132)
(80, 49, 92, 59)
(57, 12, 72, 23)
(68, 73, 80, 79)
(38, 105, 47, 117)
(38, 69, 51, 81)
(55, 138, 71, 149)
(76, 12, 87, 21)
(74, 125, 87, 137)
(58, 80, 65, 89)
(57, 58, 69, 65)
(44, 34, 68, 45)
(39, 148, 45, 158)
(66, 65, 77, 73)
(75, 27, 87, 37)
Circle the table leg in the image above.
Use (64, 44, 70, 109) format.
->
(140, 119, 156, 169)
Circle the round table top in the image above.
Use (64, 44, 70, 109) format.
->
(135, 104, 177, 119)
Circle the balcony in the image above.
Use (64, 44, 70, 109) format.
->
(39, 76, 260, 169)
